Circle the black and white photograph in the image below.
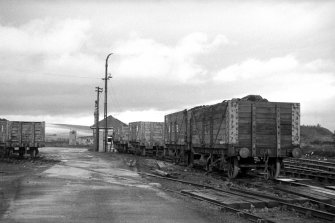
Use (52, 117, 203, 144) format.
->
(1, 0, 335, 222)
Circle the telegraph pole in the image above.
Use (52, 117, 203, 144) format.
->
(94, 86, 103, 151)
(103, 53, 113, 152)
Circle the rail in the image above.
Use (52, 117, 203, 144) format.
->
(141, 172, 335, 222)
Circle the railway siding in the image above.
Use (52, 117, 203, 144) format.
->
(127, 153, 335, 222)
(282, 158, 335, 182)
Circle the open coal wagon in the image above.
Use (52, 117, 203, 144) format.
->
(164, 95, 301, 179)
(129, 121, 164, 156)
(113, 125, 130, 153)
(0, 120, 45, 158)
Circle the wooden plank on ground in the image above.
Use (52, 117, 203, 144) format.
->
(230, 187, 308, 204)
(208, 189, 267, 208)
(219, 189, 279, 208)
(275, 185, 334, 204)
(181, 189, 251, 209)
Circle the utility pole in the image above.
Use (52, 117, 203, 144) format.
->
(94, 86, 103, 151)
(103, 53, 113, 152)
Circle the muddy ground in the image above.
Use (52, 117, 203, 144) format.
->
(0, 149, 330, 223)
(0, 155, 60, 216)
(117, 153, 328, 223)
(1, 149, 246, 223)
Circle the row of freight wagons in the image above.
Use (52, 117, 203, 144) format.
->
(113, 96, 302, 179)
(113, 122, 164, 156)
(0, 119, 45, 157)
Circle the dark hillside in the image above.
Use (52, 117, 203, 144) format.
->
(301, 125, 335, 158)
(301, 125, 334, 144)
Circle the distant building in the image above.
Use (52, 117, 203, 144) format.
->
(91, 115, 127, 152)
(69, 130, 77, 146)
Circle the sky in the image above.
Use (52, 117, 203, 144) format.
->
(0, 0, 334, 131)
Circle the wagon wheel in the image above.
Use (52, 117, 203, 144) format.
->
(227, 157, 239, 179)
(205, 159, 212, 172)
(264, 159, 281, 180)
(19, 148, 25, 158)
(30, 149, 36, 158)
(270, 159, 281, 179)
(8, 148, 13, 157)
(205, 155, 213, 172)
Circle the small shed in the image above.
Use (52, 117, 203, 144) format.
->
(69, 130, 77, 146)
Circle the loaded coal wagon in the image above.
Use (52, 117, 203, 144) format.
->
(0, 120, 45, 158)
(0, 119, 9, 157)
(164, 109, 190, 164)
(129, 121, 164, 156)
(113, 125, 130, 153)
(164, 95, 301, 179)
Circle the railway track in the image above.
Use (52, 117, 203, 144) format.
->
(291, 158, 335, 166)
(162, 188, 277, 223)
(285, 158, 335, 171)
(282, 158, 335, 182)
(58, 160, 277, 222)
(142, 172, 335, 222)
(120, 153, 335, 221)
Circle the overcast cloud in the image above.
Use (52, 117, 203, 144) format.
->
(0, 0, 334, 131)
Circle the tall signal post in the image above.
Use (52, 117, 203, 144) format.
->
(94, 86, 103, 151)
(103, 53, 113, 152)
